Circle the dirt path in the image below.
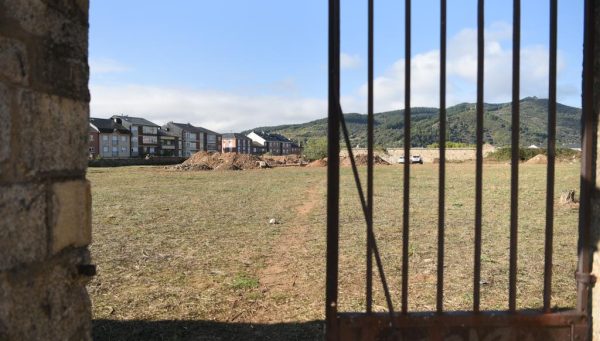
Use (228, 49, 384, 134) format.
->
(250, 181, 324, 322)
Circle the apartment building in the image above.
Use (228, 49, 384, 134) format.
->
(89, 117, 131, 158)
(163, 122, 223, 156)
(246, 131, 294, 155)
(163, 122, 203, 157)
(88, 123, 99, 158)
(291, 142, 303, 155)
(199, 127, 222, 152)
(158, 130, 180, 156)
(112, 115, 160, 157)
(221, 133, 252, 154)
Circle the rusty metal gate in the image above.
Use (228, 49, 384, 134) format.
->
(325, 0, 596, 339)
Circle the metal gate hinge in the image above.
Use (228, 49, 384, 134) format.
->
(575, 271, 597, 285)
(77, 264, 97, 277)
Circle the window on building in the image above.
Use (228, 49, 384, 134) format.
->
(142, 126, 158, 134)
(207, 134, 216, 144)
(89, 134, 94, 141)
(112, 135, 118, 143)
(149, 147, 155, 154)
(121, 146, 126, 153)
(131, 126, 138, 134)
(102, 135, 108, 142)
(121, 135, 127, 142)
(142, 136, 158, 144)
(103, 146, 108, 152)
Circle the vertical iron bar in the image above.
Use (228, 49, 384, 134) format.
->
(436, 0, 447, 315)
(543, 0, 557, 314)
(326, 0, 340, 338)
(577, 0, 595, 316)
(366, 0, 374, 314)
(340, 110, 397, 322)
(402, 0, 411, 315)
(509, 0, 521, 313)
(474, 0, 484, 314)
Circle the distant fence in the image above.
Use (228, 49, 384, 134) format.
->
(340, 145, 497, 163)
(88, 157, 187, 167)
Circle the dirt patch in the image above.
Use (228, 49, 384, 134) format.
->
(254, 182, 323, 322)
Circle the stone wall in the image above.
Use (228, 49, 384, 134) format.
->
(0, 1, 93, 340)
(88, 156, 187, 168)
(340, 145, 497, 164)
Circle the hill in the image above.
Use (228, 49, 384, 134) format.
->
(244, 97, 581, 148)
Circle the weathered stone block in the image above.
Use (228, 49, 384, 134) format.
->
(34, 37, 89, 101)
(2, 0, 90, 101)
(17, 90, 88, 175)
(51, 180, 91, 254)
(3, 0, 89, 37)
(0, 249, 92, 340)
(0, 37, 28, 85)
(0, 183, 47, 271)
(0, 83, 10, 165)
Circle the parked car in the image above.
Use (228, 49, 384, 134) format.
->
(398, 156, 405, 164)
(410, 155, 423, 164)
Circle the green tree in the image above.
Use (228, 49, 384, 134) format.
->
(304, 137, 328, 161)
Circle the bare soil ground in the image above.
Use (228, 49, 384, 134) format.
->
(88, 163, 580, 340)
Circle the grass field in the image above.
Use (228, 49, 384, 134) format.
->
(88, 163, 581, 340)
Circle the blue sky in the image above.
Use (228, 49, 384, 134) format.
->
(90, 1, 584, 132)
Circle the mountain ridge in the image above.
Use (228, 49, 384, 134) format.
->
(244, 97, 581, 148)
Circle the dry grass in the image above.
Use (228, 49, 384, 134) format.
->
(88, 163, 580, 339)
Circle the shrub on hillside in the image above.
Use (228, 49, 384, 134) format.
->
(304, 137, 328, 161)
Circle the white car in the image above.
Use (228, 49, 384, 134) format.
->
(398, 156, 405, 164)
(410, 155, 423, 164)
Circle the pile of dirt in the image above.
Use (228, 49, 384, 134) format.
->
(340, 154, 390, 166)
(306, 158, 328, 168)
(170, 152, 263, 171)
(305, 155, 390, 168)
(526, 154, 548, 164)
(263, 154, 305, 166)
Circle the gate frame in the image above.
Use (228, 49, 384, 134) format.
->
(325, 0, 598, 339)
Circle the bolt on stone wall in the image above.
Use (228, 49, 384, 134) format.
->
(0, 1, 93, 340)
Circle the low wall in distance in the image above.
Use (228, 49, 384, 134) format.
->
(88, 157, 187, 167)
(340, 146, 497, 163)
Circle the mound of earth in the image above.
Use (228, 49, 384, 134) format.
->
(307, 158, 328, 167)
(341, 154, 390, 166)
(526, 154, 548, 164)
(171, 152, 263, 171)
(263, 154, 305, 166)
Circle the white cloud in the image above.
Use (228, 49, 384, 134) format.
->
(90, 84, 326, 132)
(357, 22, 567, 112)
(90, 58, 131, 74)
(340, 53, 361, 69)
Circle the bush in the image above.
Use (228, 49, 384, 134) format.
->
(304, 137, 328, 161)
(427, 141, 475, 148)
(486, 147, 543, 161)
(487, 147, 581, 162)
